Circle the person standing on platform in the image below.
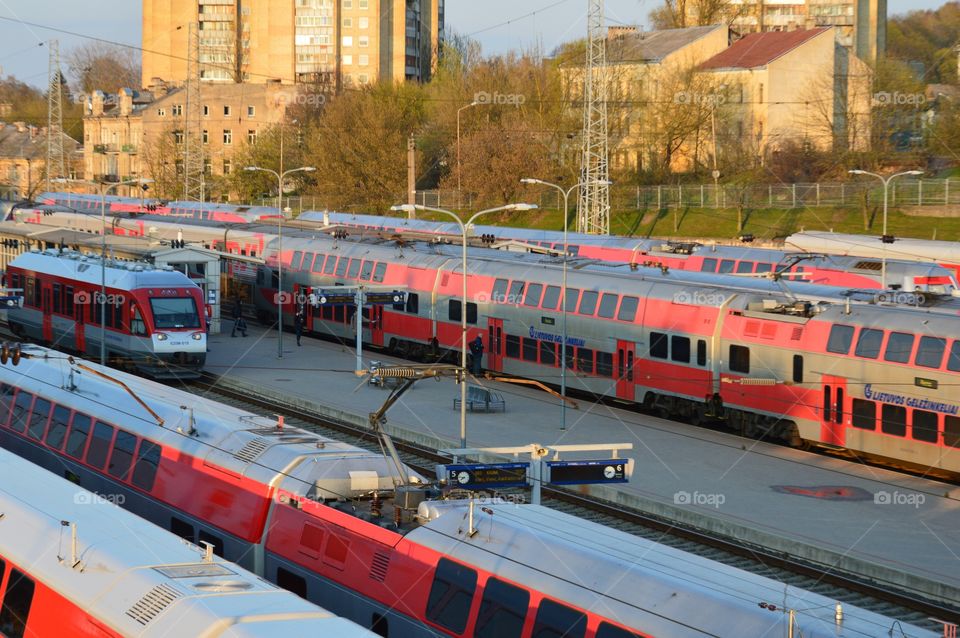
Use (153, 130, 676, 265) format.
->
(230, 296, 247, 337)
(294, 306, 305, 346)
(469, 335, 484, 375)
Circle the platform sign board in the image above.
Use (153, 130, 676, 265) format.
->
(440, 462, 530, 490)
(314, 290, 357, 305)
(545, 459, 631, 486)
(364, 291, 405, 306)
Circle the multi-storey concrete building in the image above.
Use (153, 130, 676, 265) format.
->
(141, 0, 442, 88)
(0, 122, 82, 200)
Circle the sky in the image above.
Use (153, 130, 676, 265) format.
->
(0, 0, 951, 89)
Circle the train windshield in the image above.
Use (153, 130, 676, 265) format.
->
(149, 297, 201, 329)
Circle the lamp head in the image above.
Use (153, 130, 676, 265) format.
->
(509, 203, 538, 212)
(520, 178, 539, 185)
(848, 169, 865, 175)
(244, 166, 261, 172)
(906, 170, 923, 176)
(390, 204, 417, 213)
(302, 167, 317, 172)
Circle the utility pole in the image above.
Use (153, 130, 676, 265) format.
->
(183, 22, 204, 201)
(407, 134, 416, 207)
(577, 0, 611, 235)
(46, 39, 66, 191)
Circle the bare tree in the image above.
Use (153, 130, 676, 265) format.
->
(66, 42, 141, 94)
(650, 0, 753, 30)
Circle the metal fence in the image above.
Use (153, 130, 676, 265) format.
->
(247, 178, 960, 213)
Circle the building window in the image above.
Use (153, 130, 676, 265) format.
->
(173, 130, 184, 144)
(202, 129, 208, 144)
(343, 17, 352, 27)
(359, 35, 369, 47)
(223, 105, 231, 116)
(359, 0, 367, 7)
(247, 105, 255, 117)
(358, 54, 369, 66)
(358, 73, 369, 84)
(343, 0, 352, 7)
(157, 108, 165, 116)
(172, 104, 182, 116)
(359, 16, 369, 28)
(203, 159, 212, 175)
(247, 129, 257, 144)
(203, 104, 209, 116)
(223, 159, 232, 174)
(223, 129, 232, 144)
(342, 54, 352, 65)
(342, 35, 353, 47)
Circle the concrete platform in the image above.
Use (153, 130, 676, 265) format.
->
(200, 324, 960, 607)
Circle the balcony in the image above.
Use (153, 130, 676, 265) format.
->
(93, 144, 108, 154)
(121, 144, 137, 153)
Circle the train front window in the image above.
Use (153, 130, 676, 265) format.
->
(149, 298, 200, 329)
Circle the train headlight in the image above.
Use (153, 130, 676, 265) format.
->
(156, 333, 168, 341)
(192, 333, 203, 341)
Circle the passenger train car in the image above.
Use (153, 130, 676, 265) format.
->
(0, 447, 377, 638)
(786, 230, 960, 279)
(301, 210, 960, 292)
(35, 191, 279, 223)
(0, 346, 937, 638)
(5, 251, 206, 379)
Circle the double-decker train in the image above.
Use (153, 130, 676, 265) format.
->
(6, 201, 960, 474)
(0, 346, 938, 637)
(0, 446, 377, 637)
(24, 192, 960, 291)
(5, 251, 206, 379)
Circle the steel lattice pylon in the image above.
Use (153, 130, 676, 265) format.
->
(183, 22, 204, 201)
(576, 0, 610, 235)
(46, 39, 66, 191)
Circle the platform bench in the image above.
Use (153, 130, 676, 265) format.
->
(454, 385, 506, 412)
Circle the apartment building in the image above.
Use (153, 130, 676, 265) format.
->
(0, 122, 82, 200)
(141, 0, 443, 88)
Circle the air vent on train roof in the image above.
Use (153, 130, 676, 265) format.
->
(853, 260, 882, 271)
(233, 437, 269, 463)
(125, 583, 181, 626)
(369, 551, 391, 582)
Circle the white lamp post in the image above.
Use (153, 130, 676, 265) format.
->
(391, 202, 538, 448)
(245, 165, 316, 358)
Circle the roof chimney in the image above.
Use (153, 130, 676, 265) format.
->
(118, 88, 133, 116)
(90, 91, 105, 117)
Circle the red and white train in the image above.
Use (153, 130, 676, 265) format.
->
(5, 251, 206, 379)
(0, 345, 936, 638)
(0, 446, 376, 637)
(36, 191, 280, 223)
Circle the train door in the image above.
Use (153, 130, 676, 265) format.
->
(487, 318, 504, 372)
(616, 340, 635, 400)
(820, 375, 847, 446)
(41, 285, 52, 343)
(369, 305, 384, 347)
(293, 284, 313, 331)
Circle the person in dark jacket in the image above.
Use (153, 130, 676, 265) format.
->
(469, 335, 484, 375)
(294, 306, 305, 346)
(230, 297, 247, 337)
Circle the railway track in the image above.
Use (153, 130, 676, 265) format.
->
(188, 370, 955, 633)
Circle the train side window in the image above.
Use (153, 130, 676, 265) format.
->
(523, 283, 543, 307)
(0, 568, 35, 638)
(86, 421, 115, 470)
(492, 279, 509, 303)
(697, 340, 707, 366)
(449, 300, 462, 322)
(310, 253, 325, 272)
(8, 391, 33, 434)
(792, 355, 803, 383)
(291, 251, 303, 269)
(53, 283, 61, 313)
(755, 263, 773, 274)
(578, 290, 598, 315)
(198, 530, 224, 557)
(854, 328, 884, 359)
(736, 261, 753, 274)
(360, 260, 374, 281)
(851, 399, 876, 430)
(594, 293, 615, 319)
(324, 256, 338, 275)
(505, 335, 520, 358)
(915, 336, 946, 369)
(0, 384, 13, 428)
(564, 345, 575, 370)
(945, 416, 960, 448)
(596, 623, 642, 638)
(507, 281, 525, 305)
(64, 286, 74, 317)
(576, 348, 594, 374)
(425, 558, 477, 634)
(170, 517, 195, 543)
(522, 338, 538, 362)
(108, 430, 137, 480)
(539, 341, 556, 366)
(114, 303, 123, 331)
(532, 598, 587, 638)
(466, 302, 477, 325)
(475, 577, 530, 638)
(883, 332, 914, 363)
(45, 405, 70, 451)
(403, 292, 419, 315)
(276, 567, 307, 598)
(347, 259, 362, 279)
(671, 336, 690, 363)
(912, 410, 939, 443)
(948, 341, 960, 372)
(595, 351, 613, 377)
(301, 252, 315, 272)
(335, 257, 349, 277)
(373, 262, 386, 282)
(132, 440, 161, 491)
(65, 414, 92, 459)
(826, 324, 855, 354)
(564, 288, 580, 312)
(718, 259, 735, 274)
(881, 404, 907, 437)
(700, 258, 717, 272)
(131, 305, 146, 336)
(541, 285, 560, 310)
(617, 296, 638, 322)
(729, 345, 750, 374)
(649, 332, 668, 359)
(26, 398, 50, 441)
